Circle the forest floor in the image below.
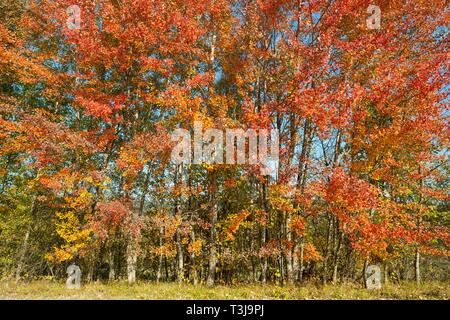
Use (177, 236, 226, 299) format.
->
(0, 280, 449, 300)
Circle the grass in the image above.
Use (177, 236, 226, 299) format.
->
(0, 280, 448, 300)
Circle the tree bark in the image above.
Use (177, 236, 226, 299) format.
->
(190, 229, 198, 285)
(156, 226, 163, 283)
(174, 165, 185, 283)
(108, 248, 115, 281)
(176, 229, 184, 283)
(332, 226, 344, 284)
(284, 212, 294, 285)
(299, 238, 304, 283)
(363, 257, 369, 289)
(15, 196, 37, 282)
(260, 182, 268, 284)
(207, 202, 218, 287)
(260, 226, 267, 284)
(322, 214, 333, 284)
(15, 224, 31, 282)
(415, 246, 421, 284)
(127, 169, 150, 284)
(126, 240, 137, 284)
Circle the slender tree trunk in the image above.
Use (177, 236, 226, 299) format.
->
(384, 263, 389, 285)
(176, 229, 184, 283)
(15, 224, 31, 282)
(299, 238, 304, 284)
(164, 256, 169, 280)
(186, 166, 197, 285)
(87, 255, 94, 282)
(108, 247, 115, 281)
(293, 240, 299, 282)
(402, 256, 409, 281)
(126, 204, 139, 284)
(322, 214, 333, 284)
(279, 253, 284, 285)
(127, 169, 150, 284)
(332, 226, 344, 283)
(260, 226, 267, 284)
(415, 246, 421, 284)
(15, 196, 37, 282)
(174, 164, 185, 283)
(190, 229, 198, 285)
(363, 257, 369, 289)
(415, 169, 423, 285)
(127, 240, 137, 284)
(156, 226, 163, 283)
(207, 202, 218, 287)
(260, 182, 268, 284)
(284, 212, 294, 285)
(206, 166, 218, 287)
(292, 120, 313, 285)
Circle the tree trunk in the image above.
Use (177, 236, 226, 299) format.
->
(156, 226, 163, 283)
(15, 196, 37, 282)
(284, 212, 294, 285)
(260, 226, 267, 284)
(322, 214, 333, 284)
(363, 257, 369, 289)
(207, 202, 218, 287)
(108, 248, 115, 281)
(292, 245, 299, 283)
(415, 246, 421, 284)
(127, 169, 150, 284)
(260, 182, 268, 284)
(384, 263, 388, 285)
(332, 227, 344, 284)
(299, 238, 304, 284)
(176, 229, 184, 283)
(190, 229, 198, 285)
(15, 224, 31, 282)
(87, 255, 94, 282)
(174, 164, 185, 283)
(127, 240, 137, 284)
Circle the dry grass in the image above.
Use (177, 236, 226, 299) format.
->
(0, 280, 448, 300)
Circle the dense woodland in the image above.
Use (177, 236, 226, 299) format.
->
(0, 0, 449, 287)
